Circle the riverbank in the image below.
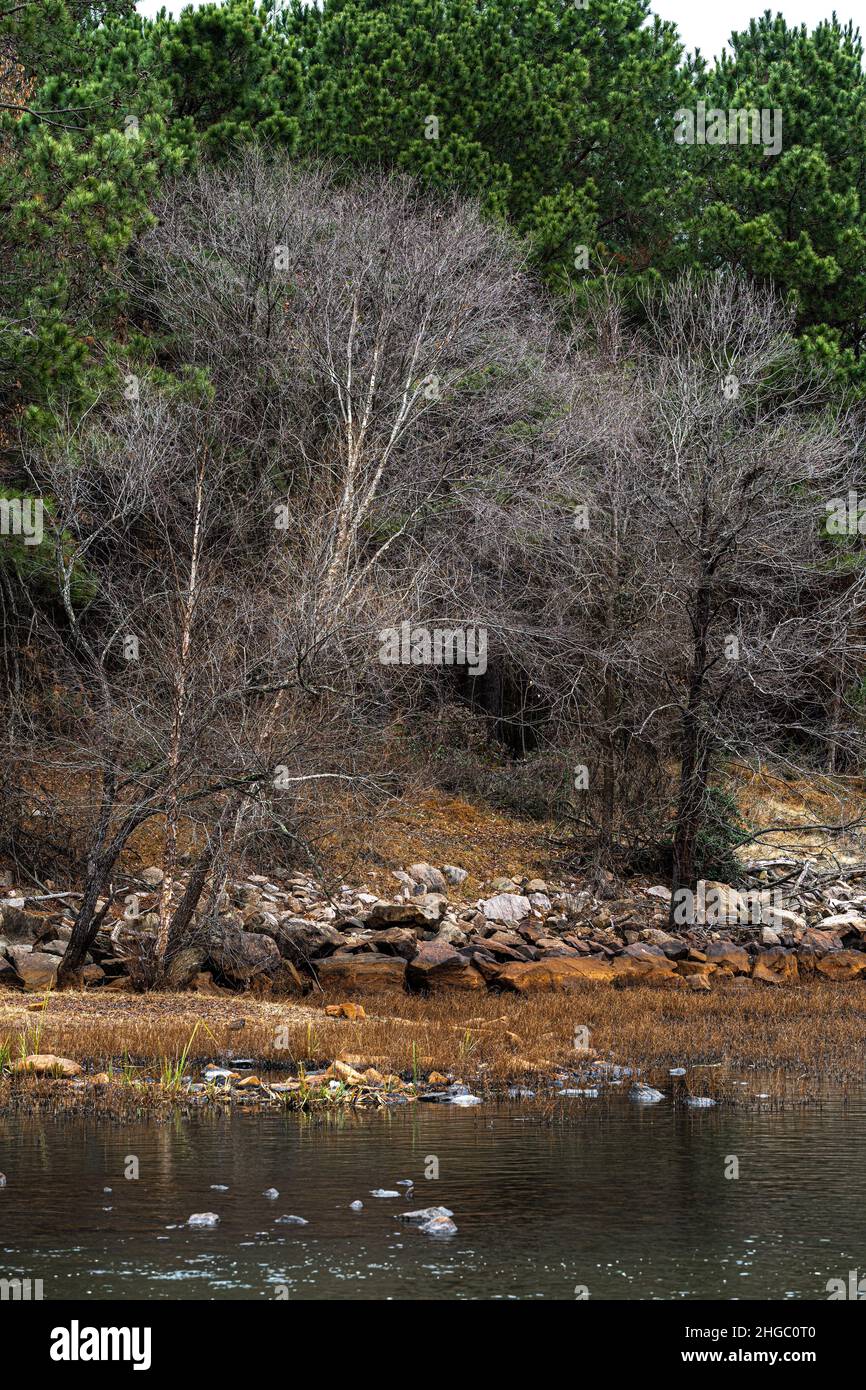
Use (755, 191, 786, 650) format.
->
(2, 979, 865, 1118)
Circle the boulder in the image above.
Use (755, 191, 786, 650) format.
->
(406, 941, 486, 992)
(799, 928, 843, 956)
(315, 954, 406, 995)
(0, 906, 44, 941)
(814, 950, 866, 981)
(407, 863, 448, 895)
(11, 1054, 82, 1077)
(705, 942, 750, 975)
(204, 926, 280, 984)
(610, 951, 677, 986)
(494, 957, 615, 992)
(7, 947, 58, 991)
(364, 899, 444, 929)
(275, 919, 344, 965)
(442, 865, 468, 887)
(751, 947, 798, 985)
(368, 926, 418, 960)
(164, 945, 206, 988)
(816, 913, 866, 938)
(480, 893, 531, 926)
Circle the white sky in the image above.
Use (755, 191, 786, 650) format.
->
(134, 2, 866, 64)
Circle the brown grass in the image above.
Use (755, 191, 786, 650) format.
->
(2, 980, 866, 1104)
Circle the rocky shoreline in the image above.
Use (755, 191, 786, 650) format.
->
(3, 856, 866, 998)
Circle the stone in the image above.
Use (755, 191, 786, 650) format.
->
(816, 913, 866, 937)
(760, 926, 781, 947)
(752, 947, 798, 985)
(325, 1002, 367, 1020)
(799, 928, 843, 956)
(398, 1206, 454, 1222)
(629, 1083, 665, 1103)
(140, 867, 164, 886)
(11, 1054, 82, 1077)
(364, 899, 443, 928)
(407, 863, 448, 895)
(367, 926, 418, 960)
(315, 954, 406, 994)
(164, 945, 205, 988)
(762, 906, 807, 934)
(694, 881, 744, 927)
(480, 893, 531, 926)
(7, 947, 58, 992)
(524, 879, 548, 894)
(275, 1214, 308, 1224)
(610, 951, 677, 986)
(0, 907, 44, 941)
(275, 919, 344, 965)
(188, 1212, 220, 1227)
(205, 926, 280, 984)
(705, 942, 750, 975)
(418, 1215, 458, 1236)
(494, 957, 615, 992)
(442, 865, 468, 887)
(814, 950, 866, 981)
(407, 941, 486, 992)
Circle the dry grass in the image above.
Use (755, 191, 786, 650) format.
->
(2, 980, 866, 1103)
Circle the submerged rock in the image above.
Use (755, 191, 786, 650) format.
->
(419, 1215, 458, 1236)
(349, 1200, 364, 1210)
(370, 1189, 400, 1198)
(629, 1083, 665, 1103)
(398, 1206, 455, 1222)
(275, 1214, 308, 1225)
(188, 1212, 220, 1227)
(263, 1188, 279, 1199)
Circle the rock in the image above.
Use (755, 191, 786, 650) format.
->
(752, 947, 799, 985)
(368, 926, 418, 960)
(188, 1212, 220, 1227)
(315, 954, 406, 994)
(350, 1200, 363, 1210)
(398, 1206, 454, 1222)
(629, 1083, 665, 1103)
(369, 1189, 400, 1198)
(364, 899, 443, 928)
(418, 1215, 458, 1236)
(814, 950, 866, 981)
(524, 879, 548, 895)
(799, 928, 843, 956)
(762, 906, 807, 934)
(760, 926, 781, 946)
(263, 1188, 279, 1199)
(8, 947, 58, 992)
(407, 941, 486, 993)
(275, 919, 344, 965)
(494, 957, 615, 992)
(435, 923, 468, 948)
(610, 950, 677, 986)
(82, 964, 104, 985)
(705, 942, 750, 974)
(817, 913, 866, 937)
(205, 925, 280, 983)
(164, 945, 205, 988)
(0, 907, 44, 940)
(685, 973, 712, 991)
(685, 1097, 716, 1107)
(694, 881, 744, 926)
(190, 971, 228, 996)
(324, 1002, 367, 1020)
(11, 1054, 82, 1077)
(480, 893, 531, 926)
(449, 1093, 482, 1106)
(442, 865, 468, 887)
(140, 867, 164, 886)
(408, 863, 448, 895)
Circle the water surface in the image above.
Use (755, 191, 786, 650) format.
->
(2, 1098, 864, 1300)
